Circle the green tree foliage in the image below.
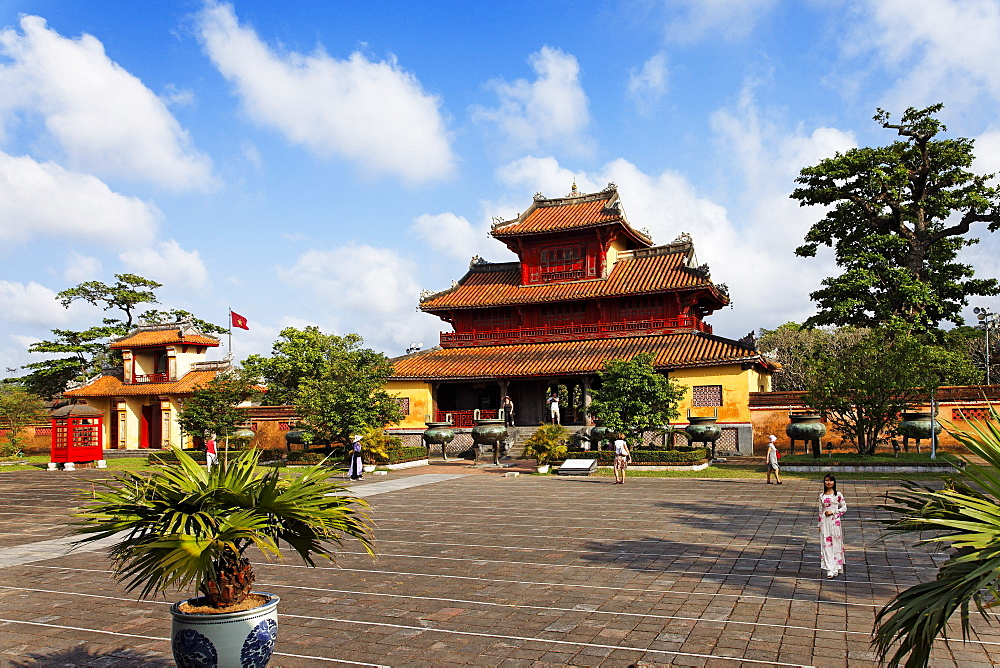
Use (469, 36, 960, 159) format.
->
(588, 353, 686, 441)
(176, 371, 260, 443)
(18, 276, 224, 397)
(20, 323, 122, 399)
(138, 309, 228, 335)
(0, 384, 47, 454)
(792, 104, 1000, 334)
(758, 323, 866, 391)
(242, 326, 343, 406)
(57, 273, 162, 328)
(244, 327, 403, 447)
(873, 418, 1000, 667)
(803, 327, 974, 454)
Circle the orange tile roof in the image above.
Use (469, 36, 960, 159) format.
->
(492, 189, 652, 244)
(63, 370, 221, 397)
(421, 245, 726, 311)
(110, 329, 220, 349)
(390, 333, 770, 380)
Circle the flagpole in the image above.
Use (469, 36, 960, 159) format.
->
(228, 308, 233, 359)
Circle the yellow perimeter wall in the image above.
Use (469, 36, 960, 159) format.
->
(670, 364, 769, 424)
(386, 379, 434, 429)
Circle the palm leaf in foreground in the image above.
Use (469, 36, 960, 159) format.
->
(74, 448, 374, 608)
(873, 415, 1000, 667)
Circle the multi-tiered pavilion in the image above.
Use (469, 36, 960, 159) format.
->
(388, 184, 776, 454)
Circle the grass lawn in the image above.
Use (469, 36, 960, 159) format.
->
(780, 451, 963, 464)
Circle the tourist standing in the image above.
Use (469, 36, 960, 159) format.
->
(766, 434, 782, 485)
(547, 392, 560, 425)
(348, 434, 364, 481)
(205, 434, 218, 470)
(818, 474, 847, 578)
(502, 395, 515, 427)
(612, 433, 631, 484)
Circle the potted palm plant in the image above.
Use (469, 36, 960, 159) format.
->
(74, 447, 373, 668)
(521, 424, 569, 473)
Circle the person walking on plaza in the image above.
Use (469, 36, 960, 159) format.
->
(547, 392, 561, 425)
(765, 434, 782, 484)
(612, 433, 631, 484)
(819, 473, 847, 578)
(348, 434, 364, 481)
(501, 395, 515, 427)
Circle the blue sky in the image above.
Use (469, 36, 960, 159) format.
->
(2, 0, 1000, 374)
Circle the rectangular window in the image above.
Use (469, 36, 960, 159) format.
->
(541, 303, 587, 326)
(539, 244, 586, 281)
(471, 308, 512, 331)
(396, 397, 410, 415)
(692, 385, 723, 407)
(621, 296, 664, 321)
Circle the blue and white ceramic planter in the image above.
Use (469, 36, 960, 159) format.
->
(170, 592, 279, 668)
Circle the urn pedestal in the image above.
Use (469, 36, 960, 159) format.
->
(896, 412, 941, 453)
(423, 422, 456, 461)
(471, 419, 508, 466)
(588, 426, 612, 451)
(685, 416, 723, 460)
(786, 414, 826, 458)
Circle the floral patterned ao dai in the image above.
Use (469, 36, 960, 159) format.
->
(818, 491, 847, 576)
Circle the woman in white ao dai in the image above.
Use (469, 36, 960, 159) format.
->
(819, 473, 847, 578)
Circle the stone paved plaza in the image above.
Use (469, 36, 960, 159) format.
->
(1, 464, 999, 667)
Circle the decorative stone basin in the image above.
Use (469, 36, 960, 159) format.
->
(786, 413, 826, 457)
(423, 422, 456, 461)
(685, 416, 722, 459)
(471, 419, 508, 466)
(588, 425, 612, 450)
(897, 411, 941, 452)
(284, 429, 307, 450)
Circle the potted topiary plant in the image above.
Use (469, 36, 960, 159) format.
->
(359, 426, 403, 472)
(73, 447, 373, 668)
(521, 424, 569, 473)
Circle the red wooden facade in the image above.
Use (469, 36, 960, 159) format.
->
(420, 185, 729, 349)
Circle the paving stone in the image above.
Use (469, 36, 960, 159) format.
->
(0, 468, 990, 666)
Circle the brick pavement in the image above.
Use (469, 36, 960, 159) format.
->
(0, 464, 998, 667)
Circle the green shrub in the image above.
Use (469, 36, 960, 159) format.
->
(589, 448, 708, 464)
(287, 451, 326, 464)
(522, 424, 570, 465)
(149, 450, 207, 464)
(372, 445, 426, 464)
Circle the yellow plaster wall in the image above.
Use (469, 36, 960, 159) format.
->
(605, 238, 629, 274)
(670, 364, 756, 423)
(386, 379, 434, 429)
(172, 346, 209, 377)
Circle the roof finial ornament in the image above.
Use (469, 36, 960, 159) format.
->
(568, 179, 580, 197)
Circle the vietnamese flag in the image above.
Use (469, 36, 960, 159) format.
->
(230, 311, 249, 330)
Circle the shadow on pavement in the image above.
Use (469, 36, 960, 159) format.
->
(7, 645, 172, 667)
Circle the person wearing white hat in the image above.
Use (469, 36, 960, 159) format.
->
(765, 434, 782, 484)
(348, 434, 364, 480)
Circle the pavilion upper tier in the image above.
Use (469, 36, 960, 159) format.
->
(420, 184, 731, 348)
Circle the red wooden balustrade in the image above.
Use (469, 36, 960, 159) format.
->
(440, 317, 712, 347)
(132, 373, 169, 383)
(435, 410, 498, 427)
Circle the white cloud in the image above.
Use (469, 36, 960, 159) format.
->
(197, 2, 454, 184)
(0, 15, 214, 190)
(63, 252, 102, 283)
(973, 129, 1000, 178)
(410, 212, 482, 261)
(277, 243, 439, 352)
(0, 281, 70, 325)
(628, 52, 669, 114)
(0, 150, 159, 247)
(851, 0, 1000, 113)
(659, 0, 778, 42)
(119, 240, 208, 289)
(473, 46, 591, 154)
